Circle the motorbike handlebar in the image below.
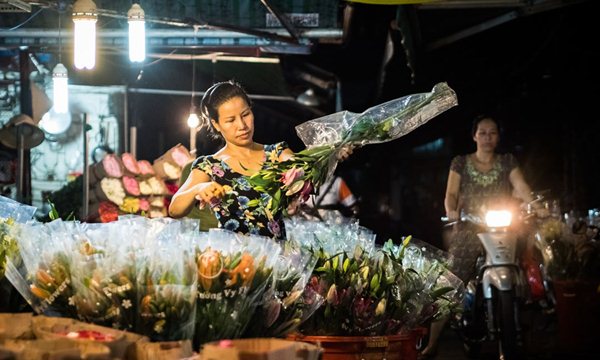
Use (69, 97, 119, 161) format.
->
(441, 214, 484, 227)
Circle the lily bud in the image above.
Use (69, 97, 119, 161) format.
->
(326, 284, 338, 305)
(375, 298, 387, 316)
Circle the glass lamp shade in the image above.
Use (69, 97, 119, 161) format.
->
(128, 3, 146, 62)
(52, 63, 68, 114)
(72, 0, 97, 70)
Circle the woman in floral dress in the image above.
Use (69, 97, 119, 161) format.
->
(420, 115, 534, 358)
(169, 81, 294, 240)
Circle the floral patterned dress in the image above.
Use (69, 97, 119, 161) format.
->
(447, 153, 518, 282)
(191, 142, 288, 240)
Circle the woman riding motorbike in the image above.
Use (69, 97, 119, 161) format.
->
(420, 114, 536, 359)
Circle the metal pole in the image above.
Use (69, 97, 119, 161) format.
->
(130, 126, 137, 159)
(18, 48, 32, 204)
(15, 127, 25, 203)
(82, 113, 89, 218)
(189, 127, 197, 156)
(123, 88, 129, 153)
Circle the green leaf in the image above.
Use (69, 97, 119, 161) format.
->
(342, 257, 350, 273)
(370, 273, 379, 290)
(48, 201, 60, 220)
(431, 286, 455, 299)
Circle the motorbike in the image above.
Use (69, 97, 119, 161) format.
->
(445, 209, 526, 360)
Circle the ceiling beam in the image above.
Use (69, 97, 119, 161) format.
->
(426, 0, 586, 51)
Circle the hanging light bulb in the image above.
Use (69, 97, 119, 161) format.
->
(72, 0, 97, 70)
(52, 63, 69, 114)
(128, 3, 146, 63)
(187, 106, 200, 128)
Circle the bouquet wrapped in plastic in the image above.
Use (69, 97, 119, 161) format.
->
(194, 229, 280, 345)
(245, 242, 323, 337)
(135, 220, 198, 341)
(381, 237, 464, 331)
(0, 196, 37, 279)
(5, 220, 78, 318)
(294, 230, 463, 336)
(247, 83, 458, 216)
(68, 221, 138, 330)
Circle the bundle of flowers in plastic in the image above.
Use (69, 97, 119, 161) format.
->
(285, 218, 377, 256)
(244, 241, 323, 337)
(246, 83, 458, 216)
(68, 221, 141, 330)
(135, 220, 198, 341)
(380, 237, 464, 331)
(5, 220, 78, 318)
(297, 234, 462, 336)
(194, 229, 280, 345)
(0, 196, 37, 280)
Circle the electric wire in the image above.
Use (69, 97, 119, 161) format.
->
(1, 8, 45, 31)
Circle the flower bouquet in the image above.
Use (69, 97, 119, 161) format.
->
(381, 238, 464, 331)
(0, 196, 37, 279)
(245, 242, 323, 337)
(282, 220, 463, 336)
(69, 222, 137, 330)
(135, 220, 198, 341)
(194, 229, 280, 345)
(5, 220, 78, 318)
(247, 83, 458, 216)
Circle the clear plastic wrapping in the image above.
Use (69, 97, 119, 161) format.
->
(193, 229, 281, 345)
(245, 242, 323, 337)
(295, 82, 458, 180)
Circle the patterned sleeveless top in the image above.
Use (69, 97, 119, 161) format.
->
(450, 153, 518, 215)
(191, 142, 288, 240)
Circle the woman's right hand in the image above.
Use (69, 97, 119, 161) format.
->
(194, 181, 225, 205)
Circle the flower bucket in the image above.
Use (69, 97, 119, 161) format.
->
(553, 280, 600, 354)
(288, 328, 427, 360)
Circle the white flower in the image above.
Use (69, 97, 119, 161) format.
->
(121, 299, 132, 309)
(68, 297, 75, 306)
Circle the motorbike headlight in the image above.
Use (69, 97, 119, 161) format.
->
(485, 210, 512, 228)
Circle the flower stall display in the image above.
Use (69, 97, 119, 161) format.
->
(84, 147, 186, 221)
(283, 220, 462, 337)
(3, 206, 464, 358)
